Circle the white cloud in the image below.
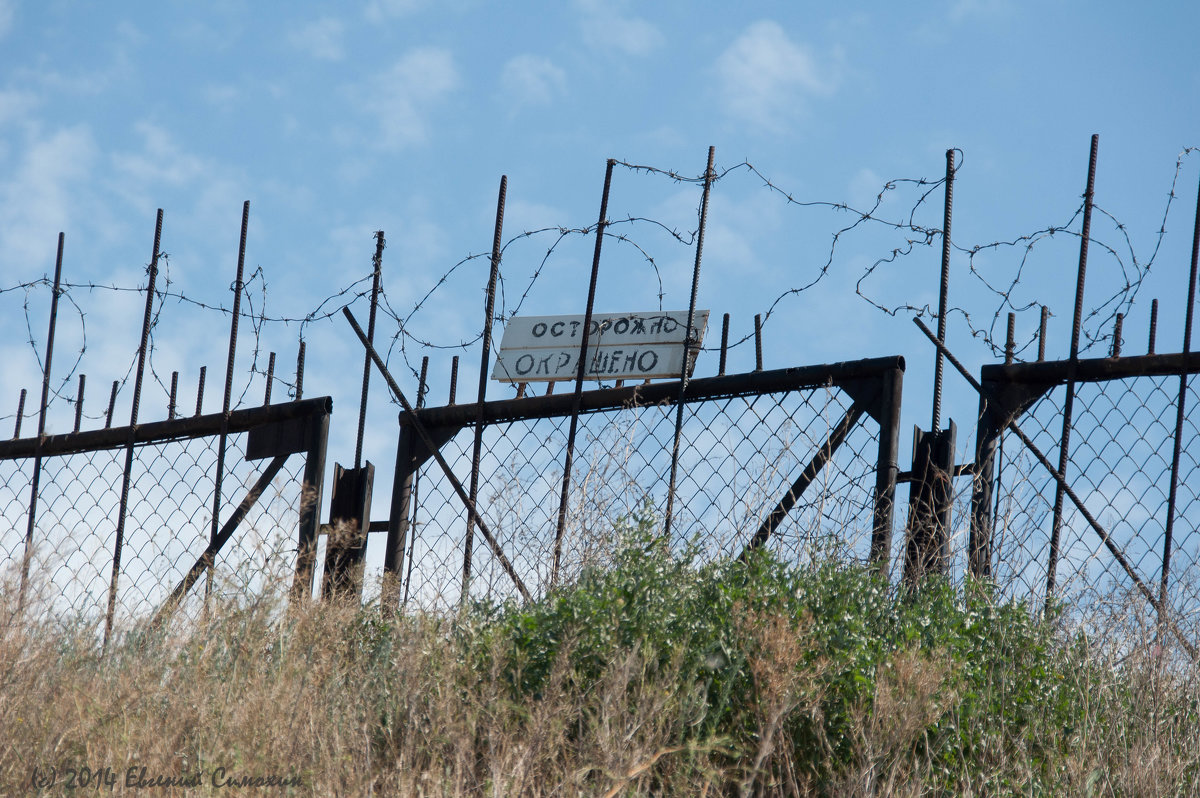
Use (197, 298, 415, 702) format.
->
(364, 0, 426, 22)
(575, 0, 662, 56)
(288, 17, 346, 61)
(0, 126, 97, 271)
(500, 55, 566, 110)
(0, 89, 38, 128)
(0, 0, 13, 39)
(714, 21, 834, 134)
(358, 48, 459, 149)
(111, 123, 207, 189)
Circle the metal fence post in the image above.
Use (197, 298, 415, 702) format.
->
(870, 364, 904, 571)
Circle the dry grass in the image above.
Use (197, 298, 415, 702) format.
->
(3, 549, 1200, 797)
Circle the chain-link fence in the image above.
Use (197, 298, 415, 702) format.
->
(0, 400, 329, 637)
(391, 360, 903, 611)
(973, 355, 1199, 659)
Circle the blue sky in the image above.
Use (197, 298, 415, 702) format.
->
(2, 0, 1199, 591)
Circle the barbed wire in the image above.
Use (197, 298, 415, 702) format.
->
(1, 146, 1196, 427)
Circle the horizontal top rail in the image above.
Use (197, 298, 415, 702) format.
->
(0, 396, 332, 460)
(401, 356, 905, 428)
(981, 350, 1198, 386)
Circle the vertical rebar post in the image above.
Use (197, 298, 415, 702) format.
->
(1160, 170, 1200, 616)
(664, 146, 716, 539)
(400, 355, 430, 608)
(106, 381, 118, 427)
(356, 232, 386, 469)
(295, 342, 305, 400)
(263, 353, 274, 405)
(1004, 312, 1015, 365)
(168, 371, 178, 419)
(554, 159, 616, 586)
(719, 312, 730, 376)
(105, 209, 163, 648)
(1047, 134, 1099, 607)
(1112, 313, 1123, 358)
(1038, 306, 1049, 361)
(74, 374, 85, 433)
(207, 201, 249, 599)
(13, 389, 26, 438)
(18, 232, 66, 612)
(932, 149, 956, 430)
(1149, 299, 1159, 355)
(448, 356, 459, 404)
(194, 367, 206, 415)
(754, 314, 763, 371)
(463, 178, 506, 603)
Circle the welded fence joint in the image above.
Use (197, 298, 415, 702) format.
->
(903, 421, 957, 587)
(322, 461, 375, 601)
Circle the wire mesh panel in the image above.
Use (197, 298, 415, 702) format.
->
(1, 423, 315, 634)
(989, 372, 1200, 655)
(400, 382, 884, 611)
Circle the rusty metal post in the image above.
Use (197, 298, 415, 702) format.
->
(448, 356, 458, 404)
(870, 364, 904, 571)
(1149, 299, 1159, 354)
(168, 371, 178, 419)
(293, 411, 329, 601)
(463, 178, 506, 602)
(13, 389, 26, 438)
(1047, 134, 1098, 606)
(1005, 313, 1015, 365)
(194, 367, 206, 415)
(754, 314, 763, 371)
(263, 354, 274, 405)
(718, 312, 730, 376)
(1038, 306, 1049, 361)
(104, 210, 162, 648)
(1112, 314, 1124, 358)
(553, 159, 615, 586)
(295, 341, 305, 400)
(932, 149, 956, 430)
(904, 421, 957, 586)
(969, 375, 1005, 580)
(74, 374, 85, 433)
(18, 232, 66, 613)
(355, 232, 386, 469)
(206, 201, 249, 600)
(386, 355, 428, 610)
(664, 146, 716, 539)
(1160, 170, 1200, 615)
(106, 382, 117, 427)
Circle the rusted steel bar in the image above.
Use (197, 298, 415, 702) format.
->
(464, 179, 505, 601)
(754, 314, 763, 371)
(1149, 299, 1159, 355)
(74, 374, 85, 433)
(356, 232, 386, 469)
(263, 353, 274, 405)
(665, 146, 716, 539)
(915, 317, 1197, 660)
(345, 307, 530, 602)
(106, 381, 118, 427)
(719, 312, 730, 376)
(1038, 306, 1049, 362)
(168, 371, 178, 419)
(105, 209, 162, 649)
(1047, 134, 1099, 604)
(932, 149, 956, 430)
(1160, 171, 1200, 613)
(448, 355, 458, 404)
(554, 159, 615, 586)
(295, 341, 305, 400)
(13, 389, 26, 438)
(194, 367, 206, 415)
(207, 200, 249, 598)
(1005, 313, 1015, 365)
(18, 232, 66, 612)
(1112, 313, 1124, 358)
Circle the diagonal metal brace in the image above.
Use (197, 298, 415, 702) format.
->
(913, 317, 1197, 661)
(152, 453, 290, 629)
(343, 308, 530, 603)
(739, 402, 865, 560)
